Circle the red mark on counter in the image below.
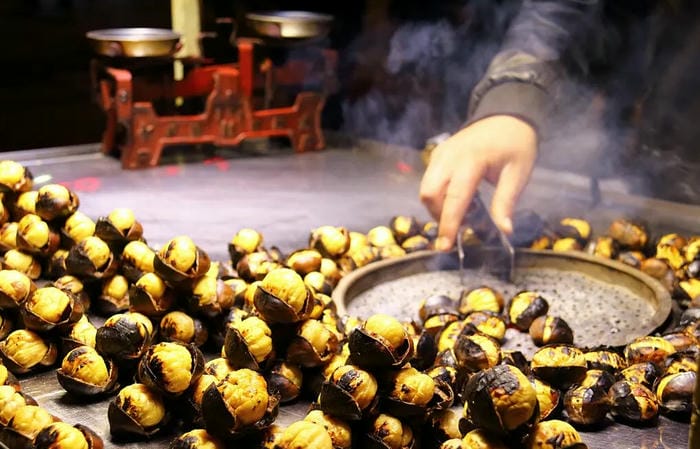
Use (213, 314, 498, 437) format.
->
(396, 161, 413, 174)
(58, 177, 101, 192)
(165, 166, 182, 176)
(204, 156, 229, 171)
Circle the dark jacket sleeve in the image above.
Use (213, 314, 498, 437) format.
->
(468, 0, 600, 135)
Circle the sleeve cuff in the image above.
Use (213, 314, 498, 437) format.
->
(468, 82, 550, 136)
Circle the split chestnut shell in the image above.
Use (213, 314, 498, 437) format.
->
(137, 342, 205, 397)
(56, 345, 119, 397)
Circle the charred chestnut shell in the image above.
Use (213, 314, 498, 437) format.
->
(563, 385, 610, 427)
(201, 369, 280, 440)
(409, 329, 438, 371)
(619, 362, 661, 390)
(129, 272, 175, 318)
(656, 371, 695, 416)
(580, 369, 616, 392)
(384, 367, 453, 419)
(454, 333, 501, 373)
(154, 236, 211, 286)
(15, 214, 60, 256)
(364, 413, 415, 449)
(583, 349, 626, 373)
(267, 361, 304, 404)
(108, 383, 169, 439)
(418, 294, 457, 323)
(169, 429, 225, 449)
(531, 377, 561, 421)
(624, 336, 676, 367)
(461, 364, 538, 439)
(463, 311, 507, 342)
(137, 342, 205, 397)
(57, 345, 119, 397)
(609, 380, 659, 424)
(35, 184, 79, 222)
(389, 216, 421, 244)
(187, 276, 235, 319)
(95, 312, 154, 361)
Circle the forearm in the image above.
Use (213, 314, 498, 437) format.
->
(469, 0, 600, 133)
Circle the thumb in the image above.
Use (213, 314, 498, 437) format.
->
(490, 162, 531, 235)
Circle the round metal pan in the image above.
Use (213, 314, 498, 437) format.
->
(245, 11, 333, 41)
(86, 28, 181, 58)
(332, 248, 672, 352)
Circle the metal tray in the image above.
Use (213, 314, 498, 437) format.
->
(86, 28, 181, 58)
(332, 248, 672, 351)
(245, 11, 333, 41)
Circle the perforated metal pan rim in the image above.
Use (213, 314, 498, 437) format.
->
(332, 248, 672, 345)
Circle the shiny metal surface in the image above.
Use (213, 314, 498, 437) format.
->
(8, 139, 697, 449)
(86, 28, 181, 57)
(245, 11, 333, 40)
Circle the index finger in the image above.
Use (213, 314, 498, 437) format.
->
(437, 165, 484, 251)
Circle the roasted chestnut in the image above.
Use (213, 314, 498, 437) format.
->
(95, 208, 143, 244)
(3, 249, 42, 279)
(586, 236, 618, 259)
(500, 350, 531, 375)
(21, 286, 82, 332)
(56, 345, 118, 397)
(608, 219, 648, 250)
(365, 413, 414, 449)
(236, 251, 277, 283)
(464, 311, 507, 342)
(286, 249, 323, 276)
(304, 410, 352, 449)
(170, 428, 225, 449)
(665, 352, 698, 375)
(182, 374, 218, 427)
(2, 405, 58, 449)
(0, 329, 58, 374)
(66, 236, 117, 279)
(617, 251, 645, 269)
(129, 272, 175, 317)
(583, 349, 626, 373)
(120, 240, 156, 282)
(46, 249, 69, 279)
(656, 371, 695, 416)
(619, 362, 661, 390)
(108, 383, 168, 438)
(276, 420, 333, 449)
(320, 258, 342, 287)
(154, 236, 211, 285)
(201, 368, 279, 439)
(138, 341, 204, 397)
(426, 408, 462, 443)
(61, 211, 95, 245)
(0, 268, 34, 308)
(458, 286, 504, 315)
(15, 214, 59, 256)
(563, 384, 609, 427)
(506, 291, 549, 331)
(437, 320, 467, 352)
(531, 345, 587, 389)
(204, 357, 236, 381)
(419, 294, 457, 323)
(265, 361, 303, 404)
(388, 216, 421, 244)
(188, 275, 235, 318)
(95, 274, 130, 315)
(304, 271, 333, 296)
(53, 275, 90, 311)
(367, 226, 397, 248)
(454, 333, 501, 373)
(0, 385, 37, 426)
(624, 336, 676, 367)
(526, 420, 587, 449)
(580, 369, 615, 392)
(310, 226, 351, 258)
(95, 311, 154, 361)
(531, 377, 561, 421)
(681, 278, 700, 303)
(13, 190, 39, 221)
(348, 313, 412, 369)
(0, 310, 12, 341)
(529, 315, 574, 346)
(639, 258, 675, 292)
(385, 366, 448, 418)
(461, 364, 538, 438)
(287, 319, 340, 368)
(552, 237, 582, 252)
(557, 218, 591, 243)
(254, 268, 313, 323)
(0, 222, 19, 252)
(223, 316, 274, 370)
(401, 235, 430, 252)
(159, 311, 208, 347)
(0, 160, 32, 193)
(319, 364, 378, 420)
(461, 429, 508, 449)
(656, 243, 685, 271)
(440, 438, 464, 449)
(35, 184, 79, 221)
(608, 380, 659, 424)
(0, 362, 20, 390)
(228, 228, 264, 266)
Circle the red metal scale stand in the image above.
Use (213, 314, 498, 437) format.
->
(92, 39, 337, 169)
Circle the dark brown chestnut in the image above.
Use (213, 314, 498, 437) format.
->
(529, 315, 574, 346)
(129, 272, 175, 318)
(267, 361, 304, 404)
(95, 312, 154, 361)
(563, 385, 610, 427)
(656, 371, 695, 416)
(506, 291, 549, 331)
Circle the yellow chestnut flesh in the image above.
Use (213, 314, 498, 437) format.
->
(63, 212, 95, 243)
(18, 214, 49, 249)
(136, 273, 167, 298)
(9, 405, 54, 438)
(82, 236, 110, 269)
(148, 342, 193, 393)
(159, 236, 197, 272)
(26, 286, 71, 323)
(108, 208, 136, 232)
(114, 383, 165, 428)
(35, 422, 89, 449)
(0, 385, 30, 425)
(122, 241, 155, 272)
(1, 329, 50, 368)
(218, 368, 269, 426)
(364, 314, 406, 349)
(61, 346, 110, 387)
(232, 317, 272, 363)
(331, 365, 377, 410)
(278, 421, 333, 449)
(392, 367, 435, 406)
(0, 161, 28, 189)
(260, 268, 307, 314)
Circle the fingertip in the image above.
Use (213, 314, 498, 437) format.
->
(435, 236, 453, 252)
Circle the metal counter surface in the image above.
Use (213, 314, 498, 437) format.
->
(8, 141, 698, 448)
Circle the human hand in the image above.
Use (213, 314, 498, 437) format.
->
(419, 115, 538, 251)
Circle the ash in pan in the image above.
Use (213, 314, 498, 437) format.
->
(347, 268, 656, 355)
